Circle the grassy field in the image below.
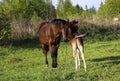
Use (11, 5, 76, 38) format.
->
(0, 39, 120, 81)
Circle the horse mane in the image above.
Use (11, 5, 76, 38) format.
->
(51, 19, 67, 25)
(38, 19, 68, 34)
(37, 21, 49, 33)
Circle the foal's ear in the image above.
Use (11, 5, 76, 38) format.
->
(73, 20, 78, 24)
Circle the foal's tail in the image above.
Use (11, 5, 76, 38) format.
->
(37, 21, 48, 33)
(75, 32, 89, 38)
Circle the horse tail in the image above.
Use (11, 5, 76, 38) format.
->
(75, 32, 89, 38)
(37, 21, 48, 33)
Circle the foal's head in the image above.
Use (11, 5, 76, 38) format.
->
(69, 20, 79, 34)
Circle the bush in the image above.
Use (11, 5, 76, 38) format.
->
(0, 10, 13, 45)
(78, 20, 120, 42)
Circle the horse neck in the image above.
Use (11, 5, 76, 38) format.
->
(51, 24, 62, 35)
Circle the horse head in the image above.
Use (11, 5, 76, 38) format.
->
(52, 19, 69, 42)
(61, 21, 70, 42)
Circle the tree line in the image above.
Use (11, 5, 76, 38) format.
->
(0, 0, 120, 45)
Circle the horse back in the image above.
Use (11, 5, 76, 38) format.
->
(38, 22, 60, 44)
(38, 21, 49, 33)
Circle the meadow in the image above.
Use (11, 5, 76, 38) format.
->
(0, 39, 120, 81)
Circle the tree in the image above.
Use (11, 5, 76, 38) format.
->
(0, 0, 56, 41)
(56, 0, 84, 18)
(82, 6, 96, 18)
(63, 0, 73, 17)
(56, 0, 66, 18)
(0, 7, 12, 45)
(31, 0, 56, 20)
(74, 4, 83, 15)
(97, 0, 120, 18)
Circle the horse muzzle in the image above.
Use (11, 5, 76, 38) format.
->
(64, 38, 69, 42)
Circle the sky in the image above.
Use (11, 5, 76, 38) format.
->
(52, 0, 105, 10)
(0, 0, 105, 10)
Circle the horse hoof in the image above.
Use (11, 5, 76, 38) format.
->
(52, 64, 57, 68)
(52, 65, 57, 68)
(64, 38, 69, 42)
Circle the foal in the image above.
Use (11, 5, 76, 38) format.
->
(69, 20, 88, 71)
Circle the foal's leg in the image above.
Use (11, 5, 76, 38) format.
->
(76, 49, 80, 69)
(71, 42, 79, 71)
(78, 45, 87, 71)
(72, 47, 78, 70)
(73, 51, 77, 70)
(77, 38, 86, 71)
(74, 49, 80, 70)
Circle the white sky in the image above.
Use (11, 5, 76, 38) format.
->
(52, 0, 105, 10)
(0, 0, 105, 10)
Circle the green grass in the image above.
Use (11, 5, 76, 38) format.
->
(0, 39, 120, 81)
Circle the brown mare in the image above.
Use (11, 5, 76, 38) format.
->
(38, 19, 69, 68)
(69, 20, 88, 71)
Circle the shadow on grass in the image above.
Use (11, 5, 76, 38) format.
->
(11, 38, 68, 49)
(55, 72, 76, 81)
(12, 38, 41, 49)
(90, 56, 120, 65)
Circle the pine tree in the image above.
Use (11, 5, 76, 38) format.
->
(97, 0, 120, 18)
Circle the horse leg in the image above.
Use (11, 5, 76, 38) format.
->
(77, 49, 80, 69)
(73, 50, 78, 71)
(71, 43, 79, 70)
(49, 45, 58, 68)
(81, 52, 86, 71)
(79, 45, 87, 71)
(41, 44, 49, 67)
(75, 50, 81, 70)
(54, 48, 58, 68)
(45, 53, 48, 67)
